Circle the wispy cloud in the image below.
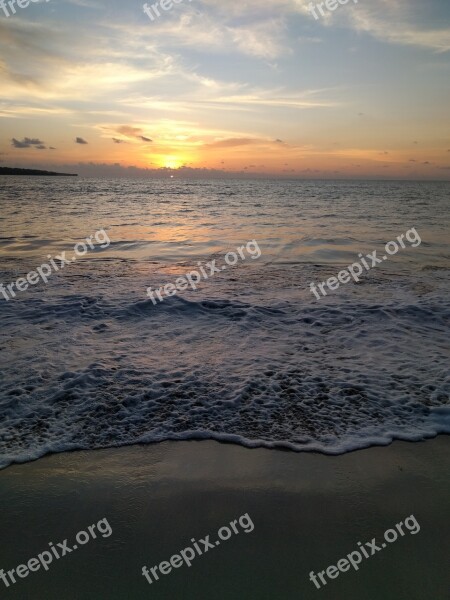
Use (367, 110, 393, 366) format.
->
(324, 0, 450, 53)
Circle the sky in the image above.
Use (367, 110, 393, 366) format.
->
(0, 0, 449, 178)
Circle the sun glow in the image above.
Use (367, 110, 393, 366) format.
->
(161, 156, 184, 170)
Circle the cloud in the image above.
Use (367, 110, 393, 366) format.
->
(205, 137, 259, 149)
(66, 0, 103, 8)
(204, 136, 292, 150)
(75, 137, 88, 144)
(14, 138, 27, 146)
(124, 9, 288, 59)
(0, 19, 158, 103)
(11, 137, 45, 148)
(55, 161, 283, 179)
(201, 89, 338, 109)
(226, 19, 287, 59)
(113, 126, 153, 142)
(334, 1, 450, 53)
(0, 105, 72, 118)
(112, 137, 127, 144)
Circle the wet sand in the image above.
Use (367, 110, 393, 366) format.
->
(0, 437, 449, 599)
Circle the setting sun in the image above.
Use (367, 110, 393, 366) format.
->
(162, 156, 184, 170)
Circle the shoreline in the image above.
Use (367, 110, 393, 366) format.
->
(2, 430, 449, 473)
(0, 436, 449, 599)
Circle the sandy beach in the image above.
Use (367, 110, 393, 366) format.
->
(0, 437, 448, 599)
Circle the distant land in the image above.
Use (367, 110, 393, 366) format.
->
(0, 167, 78, 177)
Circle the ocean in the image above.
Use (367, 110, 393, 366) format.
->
(0, 177, 449, 468)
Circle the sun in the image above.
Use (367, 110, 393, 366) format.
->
(162, 156, 183, 170)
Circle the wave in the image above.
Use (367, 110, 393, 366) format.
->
(1, 291, 449, 470)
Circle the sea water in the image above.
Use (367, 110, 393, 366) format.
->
(0, 177, 449, 467)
